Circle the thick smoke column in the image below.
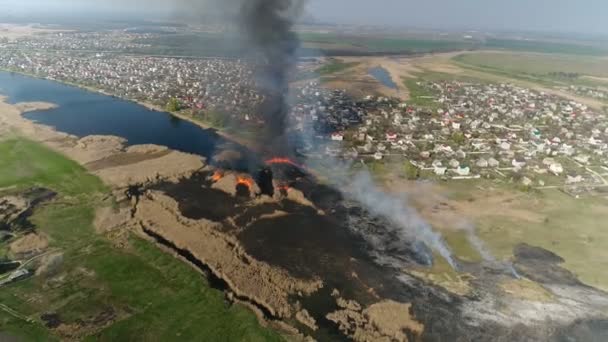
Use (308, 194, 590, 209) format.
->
(169, 0, 302, 151)
(240, 0, 302, 151)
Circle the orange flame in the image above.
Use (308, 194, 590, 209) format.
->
(237, 176, 254, 189)
(265, 157, 302, 169)
(211, 171, 223, 182)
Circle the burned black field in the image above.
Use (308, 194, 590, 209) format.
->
(141, 156, 608, 341)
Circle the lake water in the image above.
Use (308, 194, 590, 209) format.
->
(368, 66, 398, 89)
(0, 71, 251, 167)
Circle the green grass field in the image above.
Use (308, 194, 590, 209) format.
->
(299, 32, 477, 55)
(473, 189, 608, 291)
(403, 78, 440, 109)
(295, 59, 360, 81)
(128, 32, 608, 58)
(455, 52, 608, 77)
(484, 38, 608, 56)
(453, 52, 608, 88)
(315, 60, 360, 75)
(0, 138, 283, 341)
(438, 180, 608, 292)
(0, 138, 106, 196)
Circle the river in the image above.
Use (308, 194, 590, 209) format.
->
(0, 71, 253, 168)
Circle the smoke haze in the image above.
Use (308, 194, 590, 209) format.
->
(3, 0, 608, 35)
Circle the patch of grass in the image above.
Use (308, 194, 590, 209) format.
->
(468, 187, 608, 292)
(85, 239, 282, 342)
(484, 38, 608, 56)
(299, 32, 477, 54)
(295, 59, 360, 81)
(409, 250, 472, 296)
(453, 52, 608, 88)
(403, 161, 420, 180)
(0, 137, 283, 341)
(403, 78, 440, 109)
(0, 311, 56, 342)
(0, 138, 107, 196)
(367, 160, 388, 178)
(315, 60, 359, 75)
(443, 230, 482, 263)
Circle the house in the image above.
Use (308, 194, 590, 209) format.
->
(434, 166, 447, 176)
(488, 158, 500, 168)
(454, 166, 470, 176)
(386, 132, 397, 141)
(476, 159, 488, 168)
(331, 133, 344, 141)
(566, 175, 583, 184)
(549, 163, 564, 175)
(449, 159, 460, 168)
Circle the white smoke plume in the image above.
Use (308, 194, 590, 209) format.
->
(348, 171, 457, 268)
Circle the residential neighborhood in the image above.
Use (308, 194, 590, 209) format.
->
(1, 31, 607, 193)
(291, 80, 608, 193)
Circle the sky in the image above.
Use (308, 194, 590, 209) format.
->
(1, 0, 608, 35)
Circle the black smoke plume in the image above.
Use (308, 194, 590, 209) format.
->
(168, 0, 302, 154)
(239, 0, 302, 153)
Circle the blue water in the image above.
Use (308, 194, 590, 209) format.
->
(368, 67, 398, 89)
(0, 71, 250, 167)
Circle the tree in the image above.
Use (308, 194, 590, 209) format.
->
(165, 98, 181, 112)
(203, 110, 229, 128)
(451, 132, 465, 145)
(404, 161, 420, 180)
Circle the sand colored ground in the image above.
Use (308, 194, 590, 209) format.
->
(327, 297, 424, 342)
(9, 233, 49, 256)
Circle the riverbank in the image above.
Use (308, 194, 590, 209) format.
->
(0, 68, 260, 152)
(0, 96, 205, 188)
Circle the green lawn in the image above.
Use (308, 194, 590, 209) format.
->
(403, 78, 439, 109)
(299, 32, 477, 54)
(0, 137, 283, 341)
(0, 138, 106, 196)
(315, 60, 360, 76)
(473, 189, 608, 291)
(295, 59, 360, 81)
(454, 52, 608, 78)
(453, 52, 608, 88)
(437, 180, 608, 292)
(484, 38, 608, 56)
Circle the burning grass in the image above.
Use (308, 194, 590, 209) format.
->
(236, 176, 255, 189)
(265, 157, 303, 169)
(211, 171, 223, 182)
